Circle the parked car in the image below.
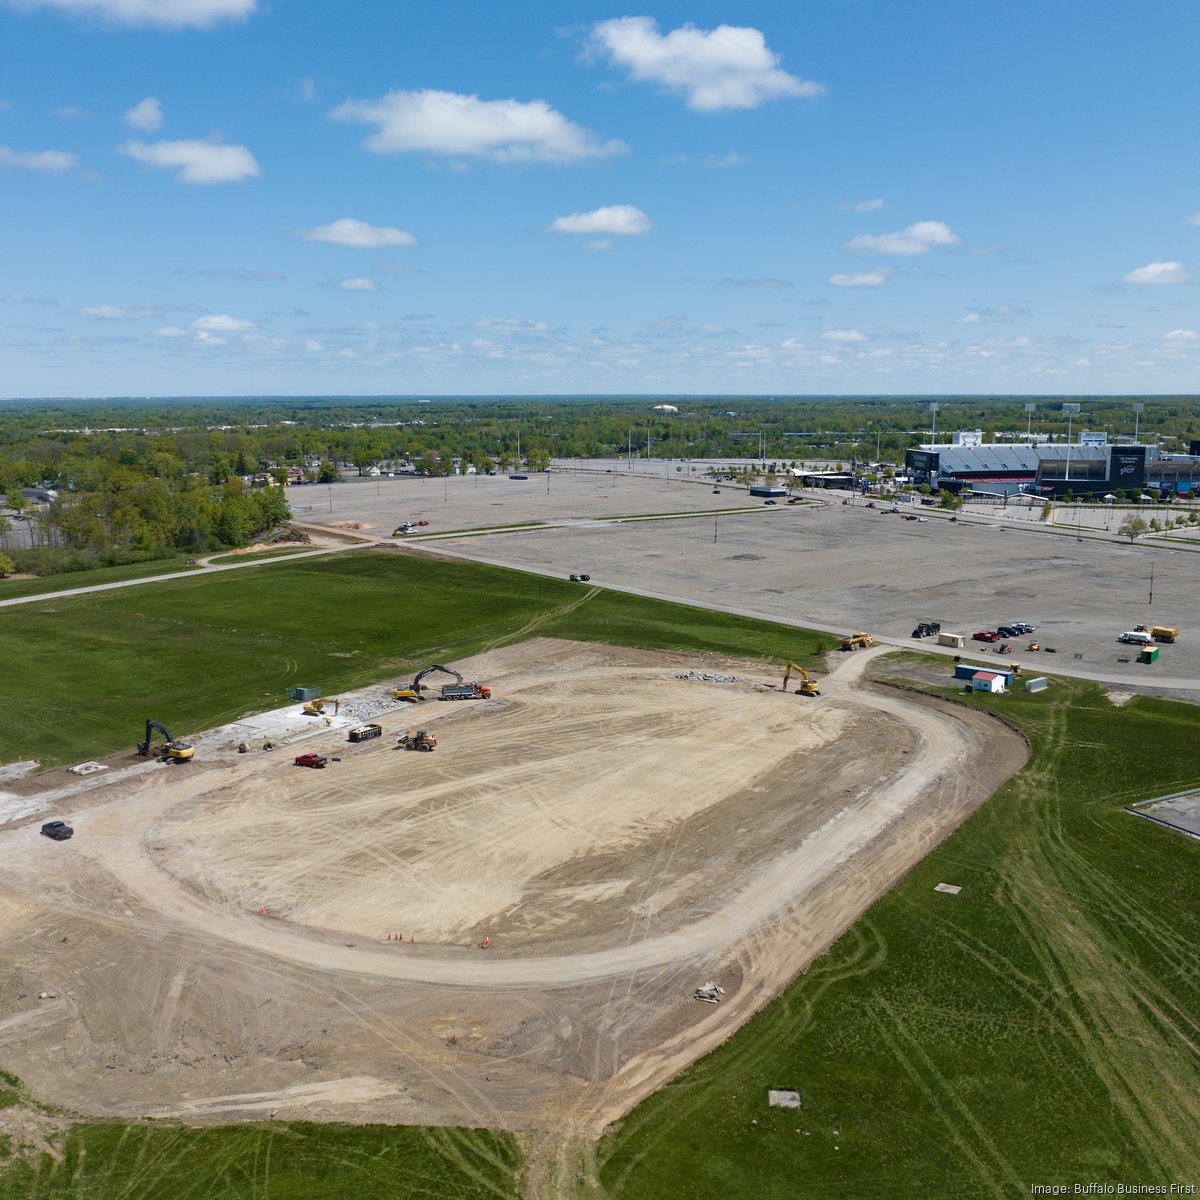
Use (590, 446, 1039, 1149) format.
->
(1009, 622, 1037, 634)
(764, 499, 777, 506)
(294, 753, 328, 769)
(996, 626, 1020, 638)
(972, 631, 1002, 642)
(40, 820, 73, 841)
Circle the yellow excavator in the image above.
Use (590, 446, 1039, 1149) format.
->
(137, 719, 194, 762)
(302, 697, 340, 716)
(782, 660, 820, 696)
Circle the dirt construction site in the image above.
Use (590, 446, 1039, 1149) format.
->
(0, 637, 1028, 1138)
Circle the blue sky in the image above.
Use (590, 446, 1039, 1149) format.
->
(2, 0, 1199, 396)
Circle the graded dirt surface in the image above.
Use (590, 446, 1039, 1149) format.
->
(0, 641, 1026, 1137)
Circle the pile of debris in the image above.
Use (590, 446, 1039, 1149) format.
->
(339, 696, 399, 721)
(694, 981, 726, 1004)
(676, 671, 745, 684)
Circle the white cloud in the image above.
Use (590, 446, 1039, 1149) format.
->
(193, 313, 255, 331)
(661, 152, 747, 168)
(845, 220, 959, 256)
(828, 268, 891, 287)
(305, 338, 323, 351)
(302, 218, 415, 248)
(1186, 212, 1200, 228)
(337, 277, 379, 292)
(14, 0, 257, 29)
(472, 317, 550, 333)
(1162, 329, 1199, 341)
(331, 88, 625, 163)
(843, 197, 884, 212)
(0, 144, 79, 172)
(585, 239, 613, 252)
(822, 328, 867, 342)
(590, 17, 823, 112)
(155, 325, 187, 337)
(119, 138, 260, 184)
(548, 205, 650, 237)
(78, 303, 156, 319)
(958, 312, 983, 324)
(1123, 261, 1191, 285)
(124, 96, 163, 131)
(54, 105, 89, 119)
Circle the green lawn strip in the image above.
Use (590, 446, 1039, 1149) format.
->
(0, 552, 833, 768)
(592, 506, 774, 521)
(0, 1121, 521, 1200)
(596, 668, 1200, 1197)
(0, 556, 195, 599)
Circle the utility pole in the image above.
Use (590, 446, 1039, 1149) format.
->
(1149, 562, 1154, 606)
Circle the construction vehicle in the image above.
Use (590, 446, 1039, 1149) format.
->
(398, 727, 437, 752)
(911, 621, 941, 639)
(294, 753, 328, 768)
(41, 820, 73, 841)
(397, 664, 491, 702)
(348, 723, 382, 743)
(137, 719, 194, 762)
(1151, 625, 1180, 643)
(781, 660, 820, 696)
(840, 632, 875, 651)
(302, 697, 340, 716)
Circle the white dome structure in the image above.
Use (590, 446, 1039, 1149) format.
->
(651, 403, 679, 414)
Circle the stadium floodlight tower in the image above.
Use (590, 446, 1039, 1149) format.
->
(1133, 402, 1145, 442)
(1063, 402, 1081, 481)
(928, 401, 940, 446)
(1025, 402, 1036, 440)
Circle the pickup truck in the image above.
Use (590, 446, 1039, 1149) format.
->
(41, 820, 74, 840)
(294, 753, 328, 768)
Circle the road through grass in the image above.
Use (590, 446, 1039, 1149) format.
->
(594, 670, 1200, 1197)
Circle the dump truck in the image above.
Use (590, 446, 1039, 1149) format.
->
(348, 723, 383, 743)
(1151, 625, 1180, 643)
(840, 632, 875, 651)
(398, 664, 491, 702)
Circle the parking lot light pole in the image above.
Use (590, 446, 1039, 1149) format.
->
(1133, 402, 1144, 442)
(1025, 402, 1036, 440)
(929, 402, 939, 446)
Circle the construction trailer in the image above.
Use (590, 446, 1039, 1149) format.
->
(937, 632, 965, 648)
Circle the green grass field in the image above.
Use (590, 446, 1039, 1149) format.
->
(594, 669, 1200, 1197)
(0, 556, 196, 600)
(0, 550, 836, 768)
(3, 556, 1199, 1198)
(0, 1122, 521, 1200)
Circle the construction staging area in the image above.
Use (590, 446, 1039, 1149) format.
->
(0, 639, 1026, 1134)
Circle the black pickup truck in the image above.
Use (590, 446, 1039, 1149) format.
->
(41, 820, 73, 841)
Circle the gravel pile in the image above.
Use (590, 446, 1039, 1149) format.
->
(675, 671, 745, 684)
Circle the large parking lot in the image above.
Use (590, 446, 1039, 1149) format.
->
(296, 467, 1200, 686)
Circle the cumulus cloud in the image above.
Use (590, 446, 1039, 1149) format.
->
(337, 277, 379, 292)
(0, 144, 79, 172)
(822, 328, 867, 342)
(589, 17, 823, 112)
(330, 88, 626, 163)
(548, 205, 650, 237)
(302, 218, 415, 248)
(1162, 329, 1199, 341)
(829, 268, 891, 287)
(124, 96, 163, 131)
(845, 220, 959, 256)
(193, 313, 255, 330)
(119, 138, 260, 184)
(14, 0, 257, 28)
(1123, 261, 1192, 285)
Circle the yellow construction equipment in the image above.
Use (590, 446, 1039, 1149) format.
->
(137, 719, 194, 762)
(781, 660, 820, 696)
(840, 632, 875, 651)
(302, 697, 340, 716)
(398, 727, 437, 752)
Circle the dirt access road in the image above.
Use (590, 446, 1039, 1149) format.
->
(0, 641, 1025, 1136)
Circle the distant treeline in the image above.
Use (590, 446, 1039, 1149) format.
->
(0, 395, 1194, 576)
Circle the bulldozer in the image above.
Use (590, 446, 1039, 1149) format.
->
(781, 660, 820, 696)
(840, 632, 875, 651)
(398, 727, 437, 752)
(137, 718, 194, 762)
(302, 697, 340, 716)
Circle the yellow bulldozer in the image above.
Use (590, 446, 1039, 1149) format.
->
(781, 660, 820, 696)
